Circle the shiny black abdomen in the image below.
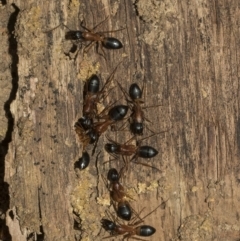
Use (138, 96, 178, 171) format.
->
(108, 105, 128, 121)
(75, 151, 90, 170)
(87, 75, 100, 93)
(138, 225, 156, 236)
(103, 37, 123, 49)
(138, 146, 158, 158)
(129, 83, 142, 100)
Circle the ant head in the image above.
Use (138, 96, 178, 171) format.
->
(65, 31, 83, 40)
(129, 83, 142, 100)
(105, 143, 118, 154)
(77, 116, 93, 131)
(101, 219, 116, 231)
(130, 122, 144, 135)
(107, 168, 119, 182)
(87, 74, 100, 93)
(108, 105, 128, 121)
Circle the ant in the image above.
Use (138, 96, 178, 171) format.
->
(106, 168, 134, 221)
(104, 134, 160, 171)
(101, 201, 166, 240)
(83, 63, 120, 119)
(74, 105, 128, 155)
(46, 17, 124, 58)
(118, 82, 161, 135)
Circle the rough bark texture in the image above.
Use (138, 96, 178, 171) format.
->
(1, 0, 240, 240)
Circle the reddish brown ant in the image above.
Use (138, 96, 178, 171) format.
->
(74, 62, 123, 154)
(83, 63, 120, 119)
(106, 168, 135, 221)
(101, 201, 167, 240)
(118, 82, 162, 135)
(104, 134, 162, 171)
(45, 17, 124, 58)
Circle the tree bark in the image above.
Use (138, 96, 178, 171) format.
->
(1, 0, 240, 240)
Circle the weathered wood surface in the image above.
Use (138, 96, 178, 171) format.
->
(1, 0, 240, 240)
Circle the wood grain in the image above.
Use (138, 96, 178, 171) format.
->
(2, 0, 240, 240)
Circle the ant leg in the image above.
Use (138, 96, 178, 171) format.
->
(111, 200, 120, 216)
(142, 79, 146, 100)
(144, 123, 156, 134)
(43, 23, 63, 33)
(100, 62, 122, 100)
(117, 82, 132, 103)
(101, 174, 109, 190)
(118, 166, 125, 179)
(91, 16, 110, 31)
(80, 19, 92, 32)
(142, 103, 163, 109)
(102, 158, 117, 166)
(125, 193, 135, 202)
(110, 115, 130, 132)
(102, 234, 122, 240)
(44, 23, 76, 33)
(135, 202, 168, 224)
(124, 136, 137, 145)
(98, 27, 126, 34)
(105, 135, 120, 145)
(62, 24, 73, 31)
(136, 131, 170, 145)
(83, 41, 96, 54)
(102, 153, 119, 165)
(105, 209, 118, 223)
(124, 236, 147, 241)
(144, 117, 171, 134)
(131, 160, 161, 172)
(96, 99, 119, 120)
(80, 16, 110, 33)
(73, 48, 81, 63)
(100, 86, 116, 104)
(110, 119, 129, 132)
(121, 156, 132, 175)
(129, 209, 145, 225)
(144, 116, 153, 125)
(91, 136, 99, 155)
(99, 70, 118, 100)
(97, 42, 107, 60)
